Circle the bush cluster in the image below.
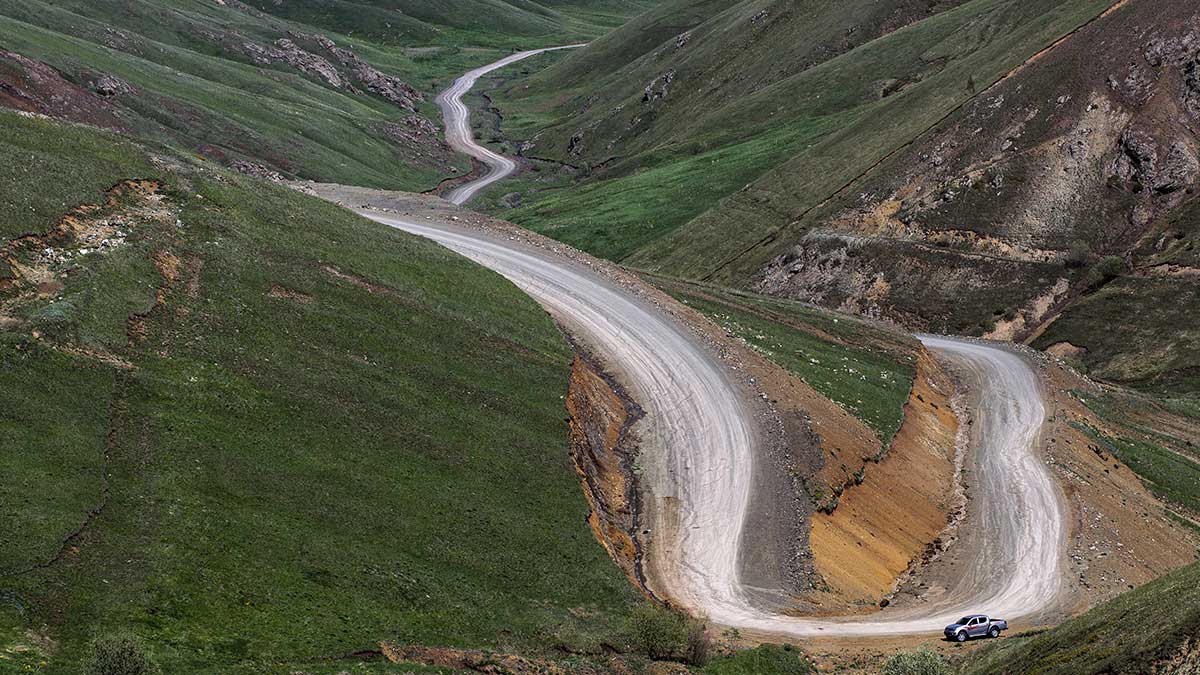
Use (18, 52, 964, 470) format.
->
(880, 647, 949, 675)
(83, 635, 160, 675)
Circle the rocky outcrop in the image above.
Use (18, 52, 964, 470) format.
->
(565, 354, 648, 594)
(89, 74, 136, 98)
(239, 38, 346, 88)
(227, 33, 424, 110)
(747, 5, 1200, 348)
(313, 34, 423, 110)
(0, 51, 127, 131)
(642, 70, 675, 104)
(231, 161, 285, 182)
(352, 62, 422, 110)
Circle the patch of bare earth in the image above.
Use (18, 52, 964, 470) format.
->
(266, 283, 314, 303)
(0, 179, 176, 366)
(566, 352, 652, 596)
(807, 350, 960, 613)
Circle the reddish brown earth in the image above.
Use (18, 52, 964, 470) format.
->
(808, 351, 960, 612)
(0, 50, 128, 131)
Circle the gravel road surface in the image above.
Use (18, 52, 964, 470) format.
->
(436, 45, 582, 205)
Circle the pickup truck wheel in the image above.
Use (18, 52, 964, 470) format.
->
(956, 631, 968, 643)
(989, 627, 1001, 638)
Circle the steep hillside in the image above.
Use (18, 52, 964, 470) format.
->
(0, 0, 652, 193)
(717, 0, 1200, 391)
(959, 559, 1200, 675)
(0, 111, 638, 674)
(241, 0, 656, 45)
(484, 0, 1114, 257)
(484, 0, 1198, 393)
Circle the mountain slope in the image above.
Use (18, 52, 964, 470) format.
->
(485, 0, 1113, 258)
(0, 0, 654, 194)
(485, 0, 1199, 393)
(0, 110, 637, 674)
(960, 559, 1200, 675)
(240, 0, 656, 45)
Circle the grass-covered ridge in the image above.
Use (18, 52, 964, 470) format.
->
(0, 111, 637, 674)
(649, 276, 918, 445)
(0, 0, 654, 194)
(958, 560, 1200, 675)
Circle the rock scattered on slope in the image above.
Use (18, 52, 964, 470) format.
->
(239, 38, 345, 88)
(642, 69, 675, 103)
(90, 74, 137, 98)
(231, 161, 285, 182)
(313, 34, 423, 110)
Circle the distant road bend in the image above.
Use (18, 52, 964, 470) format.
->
(366, 51, 1069, 637)
(436, 45, 584, 205)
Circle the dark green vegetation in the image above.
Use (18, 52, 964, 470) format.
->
(241, 0, 656, 47)
(0, 110, 639, 673)
(703, 644, 812, 675)
(959, 560, 1200, 675)
(83, 636, 161, 675)
(0, 0, 653, 192)
(482, 0, 1200, 393)
(650, 276, 917, 444)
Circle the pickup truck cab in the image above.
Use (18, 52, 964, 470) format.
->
(944, 614, 1008, 642)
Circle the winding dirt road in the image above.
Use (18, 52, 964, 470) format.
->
(372, 51, 1070, 637)
(436, 45, 583, 205)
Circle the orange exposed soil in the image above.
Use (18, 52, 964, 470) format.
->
(566, 353, 650, 596)
(808, 351, 959, 610)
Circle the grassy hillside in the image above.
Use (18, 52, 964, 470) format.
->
(0, 0, 653, 194)
(480, 0, 1200, 393)
(958, 560, 1200, 675)
(481, 0, 1111, 259)
(241, 0, 656, 46)
(0, 110, 639, 674)
(647, 277, 918, 445)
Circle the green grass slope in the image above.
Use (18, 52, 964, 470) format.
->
(959, 560, 1200, 675)
(648, 277, 918, 445)
(241, 0, 656, 47)
(0, 0, 654, 194)
(481, 0, 1110, 261)
(0, 111, 636, 674)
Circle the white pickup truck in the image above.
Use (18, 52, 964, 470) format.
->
(944, 614, 1009, 642)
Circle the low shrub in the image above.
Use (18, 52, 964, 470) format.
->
(83, 635, 160, 675)
(627, 603, 689, 660)
(687, 619, 711, 666)
(704, 644, 812, 675)
(880, 647, 948, 675)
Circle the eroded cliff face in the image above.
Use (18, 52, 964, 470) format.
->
(751, 2, 1200, 383)
(807, 350, 960, 611)
(565, 353, 650, 595)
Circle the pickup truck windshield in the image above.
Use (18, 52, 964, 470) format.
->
(958, 617, 974, 624)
